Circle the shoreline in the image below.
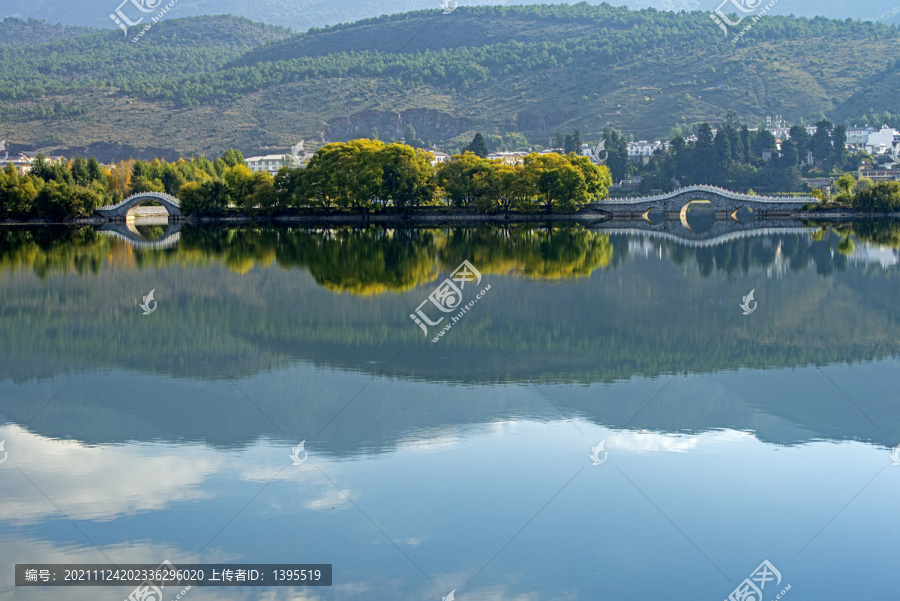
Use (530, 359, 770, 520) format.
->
(2, 209, 899, 227)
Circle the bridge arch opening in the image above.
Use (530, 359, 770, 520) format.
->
(125, 198, 175, 221)
(642, 207, 666, 225)
(731, 206, 757, 224)
(127, 221, 169, 242)
(678, 200, 716, 233)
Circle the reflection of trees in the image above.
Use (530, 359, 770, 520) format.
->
(439, 225, 614, 279)
(132, 225, 166, 240)
(664, 231, 851, 278)
(850, 220, 900, 248)
(0, 227, 108, 279)
(0, 227, 185, 279)
(178, 225, 615, 293)
(180, 226, 440, 294)
(276, 228, 440, 294)
(8, 222, 900, 289)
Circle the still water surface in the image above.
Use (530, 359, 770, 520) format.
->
(1, 222, 899, 600)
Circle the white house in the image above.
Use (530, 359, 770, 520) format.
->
(846, 126, 876, 146)
(245, 154, 287, 174)
(0, 153, 35, 175)
(865, 125, 899, 155)
(487, 151, 530, 165)
(429, 151, 450, 166)
(627, 140, 669, 164)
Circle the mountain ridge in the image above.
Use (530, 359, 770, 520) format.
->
(0, 8, 898, 159)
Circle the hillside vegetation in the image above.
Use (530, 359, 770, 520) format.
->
(0, 6, 898, 159)
(2, 0, 899, 32)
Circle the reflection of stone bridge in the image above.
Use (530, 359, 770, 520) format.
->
(593, 218, 811, 248)
(98, 222, 181, 250)
(95, 192, 183, 221)
(589, 185, 815, 223)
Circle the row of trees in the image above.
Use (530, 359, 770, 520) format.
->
(0, 140, 611, 220)
(597, 116, 861, 193)
(179, 139, 612, 217)
(849, 181, 900, 213)
(0, 150, 248, 220)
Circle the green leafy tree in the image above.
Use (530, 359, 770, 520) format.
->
(812, 120, 834, 170)
(435, 151, 489, 207)
(130, 175, 165, 194)
(852, 181, 900, 212)
(71, 156, 90, 187)
(221, 148, 245, 168)
(835, 173, 855, 199)
(87, 157, 107, 185)
(377, 144, 435, 208)
(465, 133, 489, 158)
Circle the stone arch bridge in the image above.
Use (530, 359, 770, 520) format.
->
(588, 185, 815, 227)
(95, 192, 183, 221)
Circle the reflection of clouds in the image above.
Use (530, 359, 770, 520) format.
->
(604, 429, 752, 453)
(396, 432, 460, 452)
(0, 428, 348, 525)
(394, 537, 423, 546)
(0, 426, 221, 524)
(304, 487, 351, 511)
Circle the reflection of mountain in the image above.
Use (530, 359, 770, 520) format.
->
(1, 224, 900, 450)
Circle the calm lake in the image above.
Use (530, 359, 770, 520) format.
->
(1, 221, 899, 600)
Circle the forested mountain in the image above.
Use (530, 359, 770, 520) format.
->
(2, 0, 899, 32)
(0, 7, 899, 160)
(0, 17, 93, 44)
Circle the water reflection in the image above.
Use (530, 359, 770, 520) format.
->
(2, 222, 900, 599)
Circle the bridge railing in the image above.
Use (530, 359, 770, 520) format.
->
(96, 192, 181, 212)
(601, 185, 815, 205)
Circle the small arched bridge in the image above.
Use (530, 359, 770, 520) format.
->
(95, 192, 182, 221)
(589, 185, 815, 224)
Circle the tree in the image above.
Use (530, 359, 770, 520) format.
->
(739, 126, 752, 163)
(570, 154, 612, 200)
(852, 181, 900, 212)
(812, 120, 834, 170)
(751, 129, 776, 161)
(178, 181, 208, 216)
(779, 139, 799, 169)
(303, 139, 384, 212)
(602, 128, 633, 184)
(694, 123, 716, 181)
(435, 151, 488, 207)
(403, 124, 420, 148)
(224, 164, 257, 212)
(713, 129, 731, 178)
(832, 124, 847, 170)
(129, 175, 165, 194)
(523, 153, 593, 213)
(834, 173, 855, 199)
(30, 154, 53, 182)
(71, 156, 90, 187)
(377, 144, 435, 208)
(87, 157, 107, 185)
(221, 148, 245, 168)
(465, 133, 489, 158)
